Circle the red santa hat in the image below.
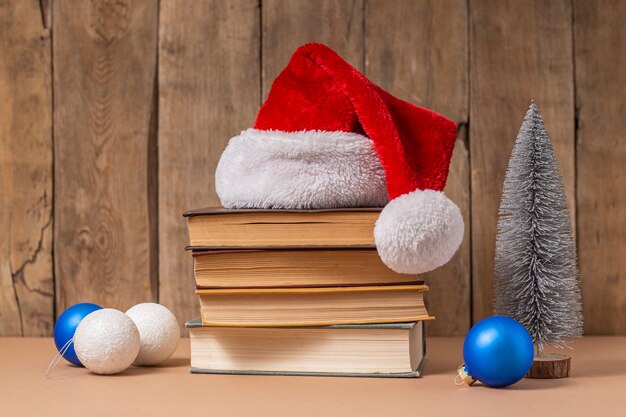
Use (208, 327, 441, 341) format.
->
(216, 43, 463, 274)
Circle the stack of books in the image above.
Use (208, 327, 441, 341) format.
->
(184, 208, 432, 377)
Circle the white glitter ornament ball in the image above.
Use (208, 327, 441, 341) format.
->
(125, 303, 180, 366)
(74, 309, 140, 375)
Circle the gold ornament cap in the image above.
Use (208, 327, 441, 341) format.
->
(455, 364, 477, 386)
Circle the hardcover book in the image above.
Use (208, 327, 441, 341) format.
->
(187, 319, 426, 377)
(192, 248, 421, 288)
(184, 207, 380, 248)
(196, 284, 431, 327)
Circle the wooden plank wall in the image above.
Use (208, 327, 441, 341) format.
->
(159, 0, 260, 333)
(53, 0, 159, 312)
(0, 0, 53, 336)
(469, 0, 576, 322)
(0, 0, 624, 336)
(574, 0, 626, 335)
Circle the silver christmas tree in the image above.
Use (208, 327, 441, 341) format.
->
(494, 101, 582, 351)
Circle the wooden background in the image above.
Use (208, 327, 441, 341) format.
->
(1, 0, 624, 337)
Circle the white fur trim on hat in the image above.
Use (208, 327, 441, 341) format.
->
(374, 189, 464, 274)
(216, 128, 389, 209)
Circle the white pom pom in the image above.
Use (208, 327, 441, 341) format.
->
(74, 309, 140, 375)
(126, 303, 180, 366)
(374, 189, 464, 274)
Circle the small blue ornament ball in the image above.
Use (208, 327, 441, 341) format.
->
(54, 303, 102, 366)
(463, 316, 534, 388)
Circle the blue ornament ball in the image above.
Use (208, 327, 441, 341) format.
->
(54, 303, 102, 366)
(463, 316, 534, 388)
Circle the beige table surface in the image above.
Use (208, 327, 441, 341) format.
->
(0, 337, 624, 417)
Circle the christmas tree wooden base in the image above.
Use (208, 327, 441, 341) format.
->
(526, 353, 570, 378)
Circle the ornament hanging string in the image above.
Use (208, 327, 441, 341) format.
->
(454, 374, 465, 386)
(44, 338, 73, 377)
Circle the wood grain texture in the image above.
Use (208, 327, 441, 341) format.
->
(574, 0, 626, 335)
(158, 0, 260, 331)
(527, 353, 570, 378)
(53, 0, 158, 311)
(0, 0, 53, 336)
(365, 0, 470, 336)
(469, 0, 575, 322)
(262, 0, 364, 96)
